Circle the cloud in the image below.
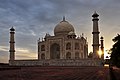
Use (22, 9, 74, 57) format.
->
(15, 48, 37, 59)
(0, 47, 9, 63)
(16, 53, 37, 60)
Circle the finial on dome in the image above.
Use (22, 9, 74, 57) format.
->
(94, 11, 97, 14)
(63, 16, 66, 21)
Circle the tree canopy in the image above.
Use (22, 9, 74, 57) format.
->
(110, 34, 120, 67)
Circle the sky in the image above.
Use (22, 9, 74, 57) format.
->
(0, 0, 120, 63)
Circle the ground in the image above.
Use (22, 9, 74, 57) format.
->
(0, 66, 120, 80)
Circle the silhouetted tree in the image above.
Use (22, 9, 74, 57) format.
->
(110, 34, 120, 67)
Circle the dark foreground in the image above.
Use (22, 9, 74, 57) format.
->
(0, 66, 120, 80)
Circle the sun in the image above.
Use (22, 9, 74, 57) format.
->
(97, 50, 103, 58)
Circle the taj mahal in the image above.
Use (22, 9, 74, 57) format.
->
(9, 12, 104, 66)
(38, 16, 88, 60)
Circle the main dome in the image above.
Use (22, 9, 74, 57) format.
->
(54, 17, 74, 36)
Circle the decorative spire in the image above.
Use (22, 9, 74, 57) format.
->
(38, 38, 40, 42)
(100, 36, 104, 59)
(10, 26, 15, 31)
(92, 11, 99, 17)
(82, 33, 84, 37)
(63, 16, 66, 21)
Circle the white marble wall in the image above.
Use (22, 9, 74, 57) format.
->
(9, 59, 103, 66)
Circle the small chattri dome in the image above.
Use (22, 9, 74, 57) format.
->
(54, 17, 74, 36)
(45, 33, 50, 38)
(92, 11, 99, 17)
(10, 27, 15, 31)
(100, 36, 103, 39)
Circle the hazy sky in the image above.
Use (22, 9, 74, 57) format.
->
(0, 0, 120, 63)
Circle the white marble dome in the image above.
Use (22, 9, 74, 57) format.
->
(54, 17, 74, 36)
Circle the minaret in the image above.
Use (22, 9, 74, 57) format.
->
(9, 27, 15, 61)
(38, 38, 40, 60)
(92, 11, 100, 58)
(100, 36, 104, 59)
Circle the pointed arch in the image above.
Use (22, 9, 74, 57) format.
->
(66, 52, 71, 59)
(50, 43, 60, 59)
(75, 52, 79, 59)
(75, 43, 79, 50)
(66, 42, 71, 50)
(41, 53, 45, 59)
(41, 45, 45, 51)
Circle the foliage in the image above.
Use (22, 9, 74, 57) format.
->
(110, 34, 120, 67)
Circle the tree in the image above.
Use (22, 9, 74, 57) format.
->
(110, 34, 120, 67)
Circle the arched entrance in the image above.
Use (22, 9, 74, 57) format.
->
(41, 53, 45, 59)
(66, 52, 71, 59)
(50, 43, 60, 59)
(75, 52, 79, 59)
